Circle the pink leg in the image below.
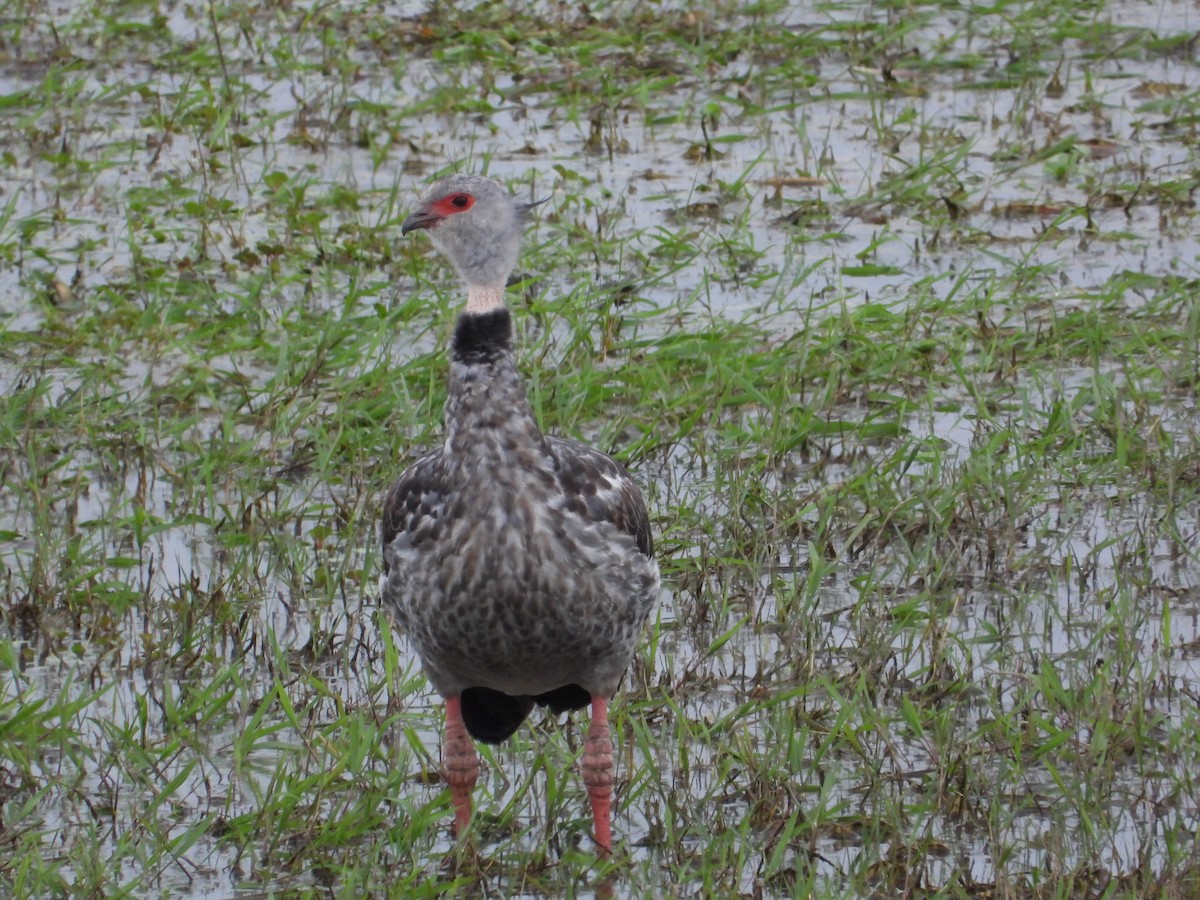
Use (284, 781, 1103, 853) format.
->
(442, 696, 478, 839)
(582, 694, 614, 855)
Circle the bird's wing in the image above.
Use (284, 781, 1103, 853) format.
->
(547, 436, 654, 559)
(380, 449, 447, 572)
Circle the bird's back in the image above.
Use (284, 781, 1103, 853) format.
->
(380, 407, 659, 707)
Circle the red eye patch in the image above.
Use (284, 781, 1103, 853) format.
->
(432, 193, 475, 215)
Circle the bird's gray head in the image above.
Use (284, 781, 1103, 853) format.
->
(402, 174, 541, 290)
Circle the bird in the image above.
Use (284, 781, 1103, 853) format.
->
(379, 173, 659, 855)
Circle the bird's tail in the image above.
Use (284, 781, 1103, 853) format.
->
(459, 684, 591, 743)
(460, 687, 535, 743)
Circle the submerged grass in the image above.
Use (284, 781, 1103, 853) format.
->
(2, 0, 1200, 896)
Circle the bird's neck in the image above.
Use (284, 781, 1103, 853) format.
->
(451, 307, 513, 365)
(464, 285, 507, 315)
(445, 306, 548, 470)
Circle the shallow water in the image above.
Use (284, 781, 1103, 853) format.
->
(2, 0, 1200, 895)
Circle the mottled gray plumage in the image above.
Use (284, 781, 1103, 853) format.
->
(381, 347, 659, 717)
(380, 175, 659, 756)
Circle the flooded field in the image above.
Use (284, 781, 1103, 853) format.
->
(2, 0, 1199, 896)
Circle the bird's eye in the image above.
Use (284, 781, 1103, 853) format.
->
(431, 192, 475, 217)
